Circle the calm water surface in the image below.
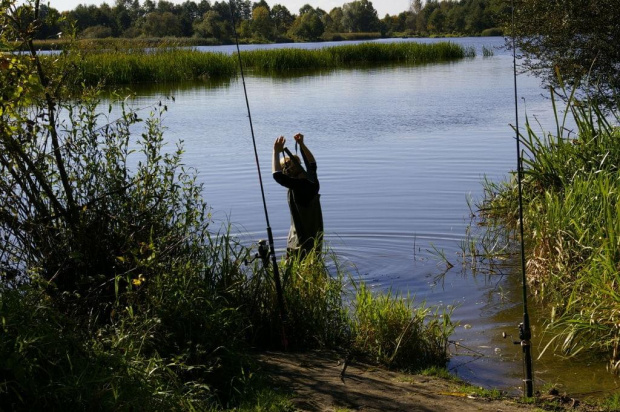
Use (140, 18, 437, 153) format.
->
(130, 37, 619, 398)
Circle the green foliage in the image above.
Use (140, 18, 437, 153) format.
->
(474, 84, 620, 367)
(510, 0, 620, 108)
(350, 283, 455, 370)
(480, 27, 503, 37)
(280, 249, 350, 349)
(24, 0, 507, 45)
(287, 7, 325, 41)
(600, 392, 620, 412)
(69, 48, 237, 86)
(241, 41, 468, 71)
(341, 0, 380, 33)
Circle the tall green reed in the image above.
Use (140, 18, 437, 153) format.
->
(472, 83, 620, 368)
(350, 283, 455, 370)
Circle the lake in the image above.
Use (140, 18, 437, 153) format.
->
(128, 37, 619, 398)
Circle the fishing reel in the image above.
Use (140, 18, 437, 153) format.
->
(244, 239, 271, 268)
(502, 322, 531, 346)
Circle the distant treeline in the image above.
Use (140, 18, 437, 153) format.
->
(31, 0, 506, 44)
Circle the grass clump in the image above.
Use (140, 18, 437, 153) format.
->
(71, 48, 238, 85)
(471, 83, 620, 368)
(350, 283, 455, 370)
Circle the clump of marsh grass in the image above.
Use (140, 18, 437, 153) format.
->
(482, 45, 494, 57)
(239, 245, 350, 350)
(67, 48, 237, 86)
(349, 283, 455, 370)
(468, 81, 620, 369)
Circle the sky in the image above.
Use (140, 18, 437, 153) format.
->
(47, 0, 412, 17)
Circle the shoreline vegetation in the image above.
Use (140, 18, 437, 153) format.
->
(467, 85, 620, 377)
(40, 40, 475, 87)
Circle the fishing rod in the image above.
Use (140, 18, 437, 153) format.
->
(510, 0, 534, 397)
(227, 1, 287, 347)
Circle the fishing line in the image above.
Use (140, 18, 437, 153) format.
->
(511, 0, 534, 397)
(227, 1, 287, 346)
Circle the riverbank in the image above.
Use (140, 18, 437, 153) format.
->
(257, 350, 598, 411)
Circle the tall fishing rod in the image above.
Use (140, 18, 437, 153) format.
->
(227, 1, 287, 346)
(510, 0, 534, 398)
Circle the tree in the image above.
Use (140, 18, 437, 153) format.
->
(251, 5, 273, 39)
(341, 0, 379, 32)
(68, 3, 116, 34)
(299, 3, 315, 16)
(510, 0, 620, 106)
(288, 7, 324, 41)
(446, 5, 466, 34)
(193, 9, 225, 39)
(252, 0, 270, 12)
(410, 0, 422, 14)
(327, 7, 344, 33)
(143, 11, 183, 36)
(1, 1, 208, 312)
(271, 4, 293, 36)
(426, 7, 445, 33)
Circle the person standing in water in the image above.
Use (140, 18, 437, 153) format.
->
(272, 133, 323, 258)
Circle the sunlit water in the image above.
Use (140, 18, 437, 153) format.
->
(125, 37, 619, 398)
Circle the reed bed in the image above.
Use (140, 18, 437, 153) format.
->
(482, 45, 494, 57)
(475, 86, 620, 368)
(56, 41, 471, 86)
(325, 41, 472, 64)
(72, 49, 237, 85)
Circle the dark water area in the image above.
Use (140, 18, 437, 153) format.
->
(125, 37, 620, 399)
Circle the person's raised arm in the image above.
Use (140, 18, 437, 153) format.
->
(294, 133, 315, 164)
(273, 136, 285, 173)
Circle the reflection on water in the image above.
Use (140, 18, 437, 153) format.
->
(124, 37, 619, 399)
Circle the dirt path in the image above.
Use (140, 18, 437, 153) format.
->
(258, 350, 586, 412)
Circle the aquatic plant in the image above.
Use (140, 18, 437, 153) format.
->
(350, 283, 455, 370)
(482, 45, 495, 57)
(471, 83, 620, 369)
(54, 41, 471, 87)
(72, 48, 238, 85)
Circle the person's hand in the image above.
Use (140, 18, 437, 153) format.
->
(274, 136, 286, 152)
(293, 133, 304, 145)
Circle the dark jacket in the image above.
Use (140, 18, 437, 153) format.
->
(273, 152, 323, 256)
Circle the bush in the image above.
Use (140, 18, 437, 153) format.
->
(481, 27, 503, 37)
(80, 25, 113, 39)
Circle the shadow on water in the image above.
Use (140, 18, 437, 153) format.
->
(114, 77, 235, 96)
(116, 59, 464, 97)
